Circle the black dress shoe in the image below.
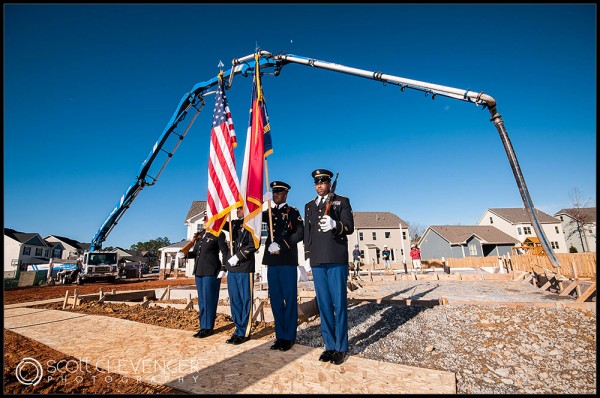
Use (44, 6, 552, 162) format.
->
(226, 335, 238, 344)
(330, 351, 349, 365)
(319, 350, 335, 362)
(278, 340, 294, 351)
(192, 330, 203, 338)
(232, 335, 250, 345)
(270, 339, 284, 350)
(195, 329, 214, 338)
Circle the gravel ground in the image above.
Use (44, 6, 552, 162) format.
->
(296, 302, 596, 394)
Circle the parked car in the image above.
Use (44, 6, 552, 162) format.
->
(150, 266, 160, 273)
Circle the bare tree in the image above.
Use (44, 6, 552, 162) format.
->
(564, 188, 596, 252)
(407, 221, 426, 243)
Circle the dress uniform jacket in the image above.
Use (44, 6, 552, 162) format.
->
(262, 204, 304, 266)
(304, 193, 354, 266)
(188, 231, 228, 277)
(224, 219, 257, 273)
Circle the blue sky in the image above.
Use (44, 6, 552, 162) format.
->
(4, 4, 596, 249)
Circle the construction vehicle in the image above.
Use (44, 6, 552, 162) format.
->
(30, 252, 118, 285)
(87, 49, 561, 270)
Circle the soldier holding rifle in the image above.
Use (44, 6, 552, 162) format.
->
(303, 169, 354, 365)
(177, 217, 227, 338)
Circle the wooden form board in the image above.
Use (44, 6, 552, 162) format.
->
(4, 307, 456, 394)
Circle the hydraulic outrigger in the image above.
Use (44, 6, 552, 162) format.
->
(90, 50, 561, 269)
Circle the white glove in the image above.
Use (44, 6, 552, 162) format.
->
(228, 254, 240, 267)
(217, 270, 227, 279)
(263, 191, 273, 202)
(319, 215, 335, 232)
(268, 242, 280, 254)
(176, 252, 185, 259)
(305, 258, 310, 268)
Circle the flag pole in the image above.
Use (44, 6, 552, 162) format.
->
(228, 213, 234, 255)
(255, 51, 275, 243)
(264, 158, 275, 242)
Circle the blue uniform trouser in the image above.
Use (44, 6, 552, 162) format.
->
(195, 275, 221, 330)
(267, 265, 298, 341)
(227, 272, 254, 338)
(311, 263, 349, 352)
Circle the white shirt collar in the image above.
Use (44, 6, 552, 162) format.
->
(277, 202, 287, 209)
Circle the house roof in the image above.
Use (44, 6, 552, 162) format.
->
(428, 225, 520, 245)
(353, 212, 408, 228)
(487, 208, 559, 224)
(186, 201, 207, 222)
(4, 228, 49, 246)
(160, 240, 190, 250)
(45, 234, 89, 250)
(554, 207, 596, 222)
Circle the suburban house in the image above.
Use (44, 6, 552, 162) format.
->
(418, 225, 520, 260)
(351, 212, 410, 266)
(4, 228, 52, 273)
(477, 208, 568, 254)
(553, 207, 596, 253)
(158, 200, 210, 278)
(44, 235, 89, 260)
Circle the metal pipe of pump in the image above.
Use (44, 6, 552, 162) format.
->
(272, 53, 561, 268)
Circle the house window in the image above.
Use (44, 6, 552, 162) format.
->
(53, 248, 61, 258)
(555, 226, 560, 233)
(469, 244, 477, 255)
(402, 231, 407, 240)
(523, 227, 532, 234)
(196, 224, 203, 232)
(517, 227, 522, 235)
(385, 232, 391, 239)
(360, 250, 364, 258)
(35, 248, 43, 256)
(559, 216, 563, 221)
(551, 241, 560, 249)
(23, 246, 31, 255)
(489, 216, 493, 224)
(359, 232, 363, 241)
(44, 249, 49, 257)
(261, 223, 268, 237)
(372, 232, 377, 240)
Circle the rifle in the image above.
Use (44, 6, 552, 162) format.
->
(324, 173, 339, 216)
(179, 230, 204, 256)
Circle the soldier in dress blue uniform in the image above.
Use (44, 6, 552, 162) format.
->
(262, 180, 304, 352)
(223, 206, 258, 345)
(179, 218, 228, 338)
(304, 169, 354, 365)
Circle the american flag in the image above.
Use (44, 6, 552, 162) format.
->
(206, 77, 242, 236)
(240, 56, 273, 248)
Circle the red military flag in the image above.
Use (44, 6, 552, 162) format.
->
(206, 75, 242, 236)
(240, 55, 273, 248)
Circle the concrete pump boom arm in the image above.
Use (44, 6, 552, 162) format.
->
(91, 50, 560, 269)
(89, 55, 279, 251)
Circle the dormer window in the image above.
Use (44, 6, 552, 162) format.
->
(489, 216, 493, 224)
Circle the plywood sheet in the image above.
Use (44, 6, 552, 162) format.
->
(4, 307, 456, 394)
